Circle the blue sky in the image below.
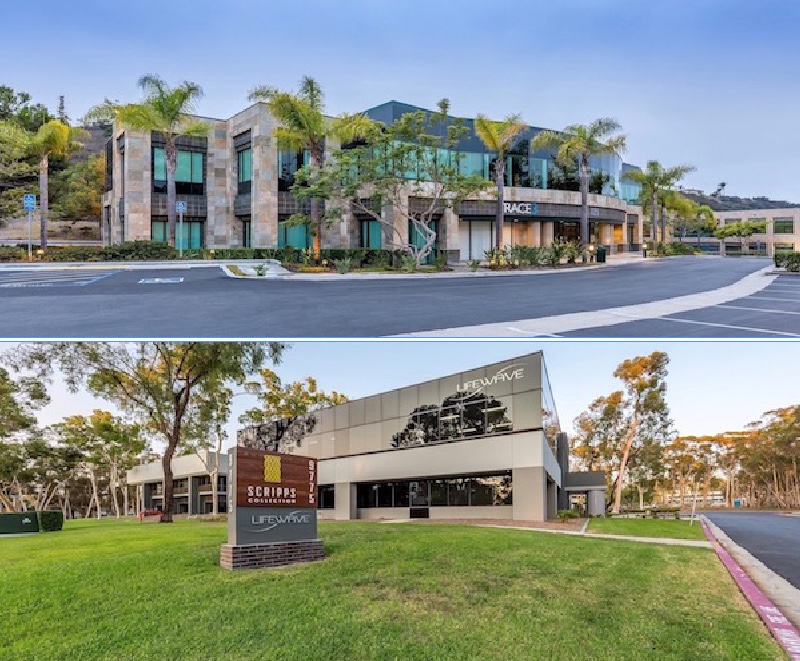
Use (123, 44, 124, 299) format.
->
(21, 340, 800, 451)
(2, 0, 799, 200)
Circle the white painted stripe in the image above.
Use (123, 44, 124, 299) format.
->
(641, 316, 799, 337)
(716, 304, 800, 316)
(747, 296, 800, 303)
(398, 265, 778, 337)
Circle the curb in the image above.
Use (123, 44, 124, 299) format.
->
(701, 517, 800, 660)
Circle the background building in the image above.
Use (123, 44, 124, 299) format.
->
(102, 101, 644, 257)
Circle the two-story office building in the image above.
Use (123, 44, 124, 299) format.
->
(101, 101, 644, 258)
(713, 208, 800, 256)
(127, 352, 607, 521)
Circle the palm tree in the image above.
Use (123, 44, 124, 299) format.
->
(474, 114, 527, 250)
(102, 75, 208, 247)
(531, 118, 626, 247)
(248, 76, 375, 258)
(31, 120, 83, 248)
(623, 160, 695, 247)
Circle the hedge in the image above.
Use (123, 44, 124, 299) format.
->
(37, 510, 64, 532)
(775, 251, 800, 272)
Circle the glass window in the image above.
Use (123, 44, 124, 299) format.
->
(151, 217, 204, 249)
(357, 484, 375, 509)
(774, 242, 795, 253)
(393, 481, 410, 507)
(176, 151, 192, 182)
(237, 147, 252, 194)
(360, 219, 382, 248)
(410, 481, 429, 507)
(430, 479, 448, 506)
(151, 219, 167, 243)
(724, 218, 739, 225)
(241, 218, 251, 247)
(278, 221, 311, 249)
(448, 478, 469, 506)
(318, 485, 335, 509)
(152, 147, 203, 194)
(153, 147, 167, 193)
(376, 483, 393, 508)
(470, 477, 494, 506)
(773, 218, 794, 234)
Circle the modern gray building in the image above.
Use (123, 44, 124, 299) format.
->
(127, 352, 606, 521)
(239, 351, 606, 522)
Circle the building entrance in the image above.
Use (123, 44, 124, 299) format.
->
(410, 480, 430, 518)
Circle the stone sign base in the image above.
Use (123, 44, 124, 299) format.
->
(220, 539, 325, 570)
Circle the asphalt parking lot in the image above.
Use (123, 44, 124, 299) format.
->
(563, 274, 800, 337)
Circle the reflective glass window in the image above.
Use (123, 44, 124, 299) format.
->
(431, 479, 448, 506)
(470, 478, 494, 506)
(393, 481, 410, 507)
(376, 483, 393, 508)
(773, 218, 794, 234)
(448, 478, 469, 506)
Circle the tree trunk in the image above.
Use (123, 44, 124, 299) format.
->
(161, 442, 176, 523)
(89, 468, 101, 519)
(495, 156, 505, 250)
(310, 148, 324, 260)
(579, 155, 589, 246)
(165, 139, 177, 248)
(638, 485, 645, 510)
(0, 491, 14, 512)
(651, 189, 658, 244)
(612, 422, 639, 514)
(660, 202, 667, 246)
(123, 484, 129, 517)
(39, 153, 49, 248)
(211, 467, 219, 516)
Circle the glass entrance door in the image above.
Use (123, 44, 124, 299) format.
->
(409, 480, 430, 518)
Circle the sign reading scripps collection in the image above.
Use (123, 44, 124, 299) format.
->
(221, 447, 324, 570)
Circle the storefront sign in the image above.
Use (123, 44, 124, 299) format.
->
(227, 447, 318, 546)
(503, 202, 538, 216)
(456, 363, 525, 394)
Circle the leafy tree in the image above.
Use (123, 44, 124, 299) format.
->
(714, 220, 767, 255)
(0, 120, 35, 222)
(0, 367, 48, 511)
(291, 99, 491, 266)
(12, 342, 284, 523)
(0, 85, 53, 131)
(88, 75, 208, 246)
(572, 352, 673, 513)
(623, 160, 695, 245)
(474, 114, 527, 249)
(248, 76, 375, 258)
(19, 435, 82, 512)
(531, 118, 627, 246)
(30, 120, 84, 247)
(54, 411, 144, 518)
(50, 154, 105, 222)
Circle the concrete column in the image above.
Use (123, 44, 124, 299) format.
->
(187, 478, 194, 515)
(443, 206, 459, 255)
(334, 482, 357, 521)
(512, 466, 547, 522)
(600, 223, 613, 246)
(547, 479, 558, 519)
(531, 222, 542, 247)
(541, 222, 554, 245)
(588, 490, 606, 516)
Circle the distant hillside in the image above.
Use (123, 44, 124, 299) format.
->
(681, 191, 800, 212)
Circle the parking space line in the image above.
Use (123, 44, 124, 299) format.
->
(746, 296, 800, 303)
(716, 304, 800, 316)
(656, 316, 800, 336)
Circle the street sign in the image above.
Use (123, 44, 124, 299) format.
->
(176, 201, 187, 213)
(23, 194, 36, 211)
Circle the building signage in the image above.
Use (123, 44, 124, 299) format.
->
(456, 363, 525, 395)
(503, 202, 538, 216)
(227, 447, 319, 547)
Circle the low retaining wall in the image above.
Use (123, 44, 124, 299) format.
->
(220, 539, 325, 570)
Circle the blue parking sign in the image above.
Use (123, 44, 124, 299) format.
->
(23, 194, 36, 211)
(176, 201, 187, 213)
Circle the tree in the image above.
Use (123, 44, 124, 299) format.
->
(0, 85, 53, 132)
(714, 220, 767, 255)
(30, 120, 84, 247)
(89, 75, 208, 247)
(54, 411, 144, 519)
(0, 120, 35, 222)
(238, 369, 348, 455)
(51, 154, 105, 222)
(531, 118, 627, 246)
(57, 96, 69, 124)
(623, 160, 695, 245)
(248, 76, 374, 258)
(474, 114, 527, 249)
(12, 342, 284, 523)
(664, 194, 715, 243)
(0, 367, 49, 511)
(291, 99, 491, 266)
(572, 352, 673, 514)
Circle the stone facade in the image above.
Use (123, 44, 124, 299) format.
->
(220, 539, 325, 570)
(101, 103, 644, 257)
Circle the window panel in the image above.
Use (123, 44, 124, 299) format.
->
(191, 152, 203, 183)
(176, 151, 192, 182)
(431, 479, 448, 506)
(773, 218, 794, 234)
(153, 148, 166, 182)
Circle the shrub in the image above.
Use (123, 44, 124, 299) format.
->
(0, 246, 27, 262)
(664, 242, 696, 256)
(468, 259, 481, 272)
(333, 257, 352, 274)
(784, 253, 800, 272)
(433, 253, 449, 271)
(37, 510, 64, 532)
(400, 254, 418, 273)
(484, 247, 509, 269)
(557, 509, 580, 521)
(101, 241, 175, 261)
(253, 263, 268, 277)
(44, 245, 105, 262)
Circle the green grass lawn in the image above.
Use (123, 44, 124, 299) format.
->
(588, 517, 708, 540)
(0, 519, 782, 661)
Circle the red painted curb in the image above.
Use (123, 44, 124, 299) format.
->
(701, 518, 800, 660)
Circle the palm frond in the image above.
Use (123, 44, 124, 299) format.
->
(248, 85, 279, 103)
(274, 126, 311, 152)
(332, 113, 380, 143)
(298, 76, 324, 112)
(530, 129, 561, 152)
(180, 120, 210, 138)
(590, 117, 622, 138)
